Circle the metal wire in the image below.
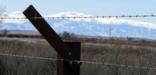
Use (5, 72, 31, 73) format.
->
(0, 53, 156, 70)
(0, 14, 156, 20)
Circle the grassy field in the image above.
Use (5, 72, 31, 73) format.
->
(0, 37, 156, 75)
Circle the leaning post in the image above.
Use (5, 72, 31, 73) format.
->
(23, 5, 81, 75)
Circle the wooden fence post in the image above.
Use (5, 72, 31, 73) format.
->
(57, 42, 81, 75)
(23, 5, 81, 75)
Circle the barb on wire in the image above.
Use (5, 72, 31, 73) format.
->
(0, 53, 156, 70)
(0, 14, 156, 20)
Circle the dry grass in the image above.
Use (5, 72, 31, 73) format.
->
(0, 37, 156, 75)
(81, 43, 156, 75)
(0, 37, 57, 75)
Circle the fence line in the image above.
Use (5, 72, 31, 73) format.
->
(1, 14, 156, 20)
(0, 53, 156, 70)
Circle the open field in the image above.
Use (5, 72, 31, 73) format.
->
(0, 37, 156, 75)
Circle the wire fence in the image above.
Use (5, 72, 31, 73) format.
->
(1, 13, 156, 74)
(0, 53, 156, 70)
(1, 14, 156, 20)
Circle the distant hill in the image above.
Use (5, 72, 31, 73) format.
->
(1, 11, 156, 40)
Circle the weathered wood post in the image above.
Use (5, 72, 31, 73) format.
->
(57, 42, 81, 75)
(23, 5, 81, 75)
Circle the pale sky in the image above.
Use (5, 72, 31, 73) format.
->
(0, 0, 156, 23)
(0, 0, 156, 15)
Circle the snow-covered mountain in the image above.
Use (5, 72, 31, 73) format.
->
(1, 11, 156, 40)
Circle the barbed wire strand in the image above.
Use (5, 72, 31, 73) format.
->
(0, 14, 156, 20)
(0, 53, 155, 70)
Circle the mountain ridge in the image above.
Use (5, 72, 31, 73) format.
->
(1, 11, 156, 40)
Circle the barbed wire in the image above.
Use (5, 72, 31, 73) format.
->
(0, 53, 156, 70)
(0, 14, 156, 20)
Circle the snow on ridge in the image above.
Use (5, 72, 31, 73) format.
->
(3, 11, 156, 29)
(95, 18, 156, 29)
(47, 11, 89, 17)
(7, 11, 24, 18)
(3, 11, 26, 24)
(46, 11, 93, 22)
(41, 11, 156, 29)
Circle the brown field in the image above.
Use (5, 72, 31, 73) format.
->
(0, 36, 156, 75)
